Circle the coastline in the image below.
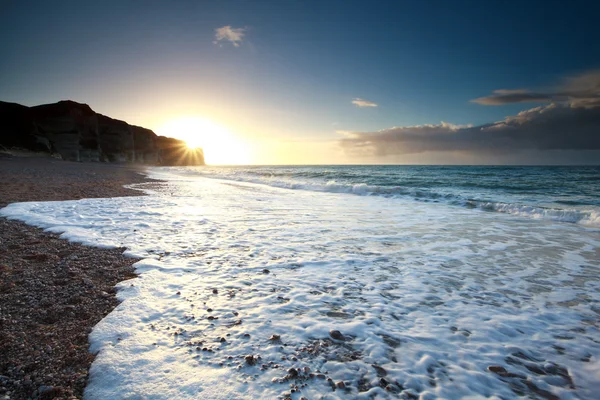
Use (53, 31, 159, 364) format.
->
(0, 156, 160, 400)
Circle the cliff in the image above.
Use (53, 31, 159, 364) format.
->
(0, 100, 205, 166)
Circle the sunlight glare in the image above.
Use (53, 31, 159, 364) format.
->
(158, 117, 250, 165)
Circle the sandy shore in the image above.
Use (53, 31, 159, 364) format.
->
(0, 155, 160, 400)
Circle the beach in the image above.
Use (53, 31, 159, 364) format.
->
(0, 156, 158, 399)
(1, 161, 599, 399)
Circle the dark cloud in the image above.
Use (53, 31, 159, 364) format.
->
(471, 90, 556, 105)
(339, 103, 600, 157)
(340, 71, 600, 161)
(471, 71, 600, 106)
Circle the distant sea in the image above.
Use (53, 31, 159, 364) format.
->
(2, 165, 599, 399)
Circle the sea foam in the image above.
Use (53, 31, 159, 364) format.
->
(154, 166, 600, 228)
(1, 170, 599, 399)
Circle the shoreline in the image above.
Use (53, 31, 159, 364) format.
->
(0, 156, 161, 400)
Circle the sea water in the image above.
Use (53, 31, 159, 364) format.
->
(1, 166, 599, 399)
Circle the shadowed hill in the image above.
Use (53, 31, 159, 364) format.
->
(0, 100, 205, 166)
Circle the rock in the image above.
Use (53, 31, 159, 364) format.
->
(262, 269, 270, 274)
(371, 364, 387, 377)
(245, 355, 257, 365)
(269, 334, 281, 341)
(385, 384, 400, 393)
(0, 100, 205, 165)
(329, 330, 345, 341)
(97, 114, 134, 162)
(488, 365, 507, 375)
(38, 385, 54, 394)
(82, 278, 94, 288)
(336, 381, 345, 389)
(487, 365, 523, 378)
(287, 368, 298, 378)
(212, 289, 218, 294)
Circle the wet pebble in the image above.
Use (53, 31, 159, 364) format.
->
(372, 364, 387, 377)
(329, 330, 345, 341)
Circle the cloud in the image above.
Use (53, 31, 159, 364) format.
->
(352, 98, 378, 107)
(340, 102, 600, 157)
(471, 70, 600, 106)
(214, 26, 246, 47)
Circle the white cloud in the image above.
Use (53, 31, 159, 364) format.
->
(214, 26, 246, 47)
(352, 98, 378, 107)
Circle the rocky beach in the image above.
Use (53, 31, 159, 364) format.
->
(2, 159, 599, 399)
(0, 155, 159, 399)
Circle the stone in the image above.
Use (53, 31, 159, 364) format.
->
(329, 330, 345, 341)
(0, 100, 205, 165)
(372, 364, 387, 377)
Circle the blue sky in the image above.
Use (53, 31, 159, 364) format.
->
(1, 0, 599, 164)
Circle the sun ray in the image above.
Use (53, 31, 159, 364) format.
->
(157, 117, 249, 165)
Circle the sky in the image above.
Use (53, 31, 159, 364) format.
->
(1, 0, 599, 164)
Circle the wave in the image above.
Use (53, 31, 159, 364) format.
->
(464, 200, 600, 227)
(155, 168, 600, 228)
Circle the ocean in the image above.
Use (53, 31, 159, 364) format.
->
(2, 165, 599, 399)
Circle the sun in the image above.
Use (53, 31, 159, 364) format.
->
(157, 117, 250, 165)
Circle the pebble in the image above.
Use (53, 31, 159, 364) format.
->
(262, 269, 270, 274)
(372, 364, 387, 377)
(329, 329, 345, 341)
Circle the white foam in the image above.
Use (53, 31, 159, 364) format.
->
(153, 167, 600, 228)
(2, 171, 599, 399)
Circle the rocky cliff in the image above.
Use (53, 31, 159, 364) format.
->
(0, 100, 205, 166)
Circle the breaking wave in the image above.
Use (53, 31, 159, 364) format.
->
(152, 166, 600, 228)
